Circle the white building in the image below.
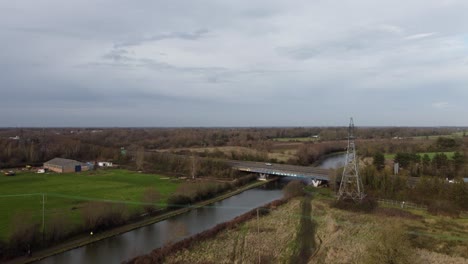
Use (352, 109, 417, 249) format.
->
(98, 162, 113, 167)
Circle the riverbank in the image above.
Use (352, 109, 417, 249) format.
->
(128, 197, 291, 263)
(155, 198, 301, 263)
(10, 178, 277, 264)
(154, 197, 468, 264)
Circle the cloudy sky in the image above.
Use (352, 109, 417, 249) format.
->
(1, 0, 468, 127)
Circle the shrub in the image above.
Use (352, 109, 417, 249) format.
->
(46, 214, 72, 243)
(7, 213, 41, 257)
(428, 200, 460, 218)
(82, 202, 129, 231)
(283, 180, 305, 199)
(166, 194, 192, 209)
(142, 187, 161, 215)
(332, 196, 378, 213)
(364, 225, 415, 264)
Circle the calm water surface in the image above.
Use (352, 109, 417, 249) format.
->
(317, 153, 346, 169)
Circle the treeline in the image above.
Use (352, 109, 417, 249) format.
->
(359, 166, 468, 213)
(1, 201, 135, 259)
(359, 135, 467, 178)
(167, 175, 257, 208)
(0, 135, 120, 168)
(141, 152, 237, 179)
(171, 149, 272, 163)
(1, 127, 465, 168)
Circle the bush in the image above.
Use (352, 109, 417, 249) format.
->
(142, 187, 162, 215)
(428, 200, 460, 218)
(46, 214, 72, 243)
(332, 197, 378, 213)
(364, 225, 415, 264)
(7, 213, 41, 257)
(82, 202, 129, 231)
(166, 194, 192, 209)
(283, 180, 305, 199)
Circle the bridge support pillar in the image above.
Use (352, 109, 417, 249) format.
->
(311, 180, 322, 187)
(258, 173, 269, 181)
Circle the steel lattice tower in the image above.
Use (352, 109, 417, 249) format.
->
(338, 118, 365, 201)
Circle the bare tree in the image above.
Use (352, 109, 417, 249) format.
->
(142, 187, 161, 215)
(136, 147, 145, 171)
(190, 154, 199, 179)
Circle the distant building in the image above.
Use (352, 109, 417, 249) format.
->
(98, 161, 113, 167)
(44, 158, 89, 173)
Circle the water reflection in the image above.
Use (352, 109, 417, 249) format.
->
(37, 185, 283, 264)
(317, 153, 346, 169)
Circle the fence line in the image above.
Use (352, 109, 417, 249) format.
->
(377, 198, 428, 210)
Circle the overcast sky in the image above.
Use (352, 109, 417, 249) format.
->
(1, 0, 468, 127)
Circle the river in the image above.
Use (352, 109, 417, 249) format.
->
(37, 154, 346, 264)
(316, 152, 346, 169)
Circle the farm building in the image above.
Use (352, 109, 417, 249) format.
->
(44, 158, 89, 173)
(98, 161, 113, 167)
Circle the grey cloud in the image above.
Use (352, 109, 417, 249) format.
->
(114, 29, 210, 48)
(277, 25, 406, 60)
(1, 0, 468, 126)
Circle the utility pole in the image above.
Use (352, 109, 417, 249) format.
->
(257, 208, 260, 264)
(42, 193, 45, 241)
(338, 118, 365, 202)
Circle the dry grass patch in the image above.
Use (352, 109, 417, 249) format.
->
(311, 199, 468, 263)
(165, 199, 302, 264)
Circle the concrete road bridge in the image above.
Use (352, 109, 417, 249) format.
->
(228, 160, 331, 186)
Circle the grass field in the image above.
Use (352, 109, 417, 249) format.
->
(0, 169, 180, 240)
(273, 137, 319, 142)
(158, 145, 297, 163)
(412, 132, 465, 140)
(384, 152, 456, 160)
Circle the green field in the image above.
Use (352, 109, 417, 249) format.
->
(384, 152, 456, 160)
(0, 169, 180, 240)
(411, 132, 465, 140)
(273, 137, 319, 142)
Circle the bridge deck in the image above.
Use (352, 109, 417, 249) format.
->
(228, 160, 331, 181)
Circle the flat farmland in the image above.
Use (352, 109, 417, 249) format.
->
(384, 152, 456, 160)
(0, 169, 180, 240)
(273, 137, 319, 142)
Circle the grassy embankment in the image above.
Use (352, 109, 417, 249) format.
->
(0, 169, 180, 240)
(165, 199, 302, 263)
(164, 188, 468, 264)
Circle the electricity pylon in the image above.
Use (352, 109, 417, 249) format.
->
(338, 118, 365, 201)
